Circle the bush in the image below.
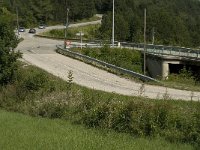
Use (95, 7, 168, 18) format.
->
(16, 67, 49, 92)
(75, 95, 200, 146)
(1, 64, 200, 147)
(75, 46, 143, 73)
(0, 20, 21, 86)
(23, 72, 48, 91)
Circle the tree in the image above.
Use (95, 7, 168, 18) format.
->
(0, 8, 21, 85)
(99, 0, 200, 48)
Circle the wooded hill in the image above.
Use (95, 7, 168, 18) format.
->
(98, 0, 200, 48)
(2, 0, 200, 47)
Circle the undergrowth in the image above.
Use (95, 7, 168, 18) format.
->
(0, 64, 200, 148)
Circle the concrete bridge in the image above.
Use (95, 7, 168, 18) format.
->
(69, 41, 200, 79)
(121, 43, 200, 79)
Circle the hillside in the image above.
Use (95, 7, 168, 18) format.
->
(99, 0, 200, 47)
(2, 0, 200, 47)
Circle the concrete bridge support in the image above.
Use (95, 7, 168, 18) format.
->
(146, 56, 182, 79)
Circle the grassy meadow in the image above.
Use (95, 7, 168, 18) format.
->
(0, 63, 200, 149)
(0, 109, 194, 150)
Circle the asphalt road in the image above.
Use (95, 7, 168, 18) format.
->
(16, 21, 200, 101)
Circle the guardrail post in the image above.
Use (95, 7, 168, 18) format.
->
(170, 47, 172, 55)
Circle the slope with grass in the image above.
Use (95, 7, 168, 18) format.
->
(40, 24, 100, 40)
(1, 64, 200, 148)
(0, 109, 194, 150)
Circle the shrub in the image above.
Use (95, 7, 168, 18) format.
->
(19, 68, 49, 92)
(0, 20, 21, 86)
(1, 64, 200, 147)
(75, 46, 143, 73)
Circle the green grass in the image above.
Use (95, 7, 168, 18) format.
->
(1, 63, 200, 147)
(40, 24, 100, 40)
(71, 46, 143, 74)
(73, 15, 101, 23)
(162, 72, 200, 92)
(46, 15, 101, 27)
(0, 109, 194, 150)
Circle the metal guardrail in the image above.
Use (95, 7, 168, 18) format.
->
(121, 42, 200, 60)
(56, 45, 159, 83)
(61, 41, 200, 60)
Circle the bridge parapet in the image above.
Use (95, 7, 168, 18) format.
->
(121, 42, 200, 60)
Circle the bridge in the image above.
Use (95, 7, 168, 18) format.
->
(69, 41, 200, 79)
(120, 43, 200, 79)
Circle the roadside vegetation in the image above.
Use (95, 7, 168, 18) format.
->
(0, 109, 194, 150)
(164, 68, 200, 92)
(40, 24, 100, 40)
(1, 63, 200, 149)
(73, 15, 101, 24)
(72, 46, 143, 74)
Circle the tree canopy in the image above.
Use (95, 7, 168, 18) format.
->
(0, 7, 21, 85)
(99, 0, 200, 48)
(1, 0, 200, 47)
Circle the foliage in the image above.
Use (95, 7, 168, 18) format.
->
(0, 110, 193, 150)
(2, 0, 200, 47)
(99, 0, 200, 48)
(0, 8, 21, 86)
(73, 46, 143, 73)
(3, 0, 96, 26)
(1, 64, 200, 148)
(41, 24, 100, 40)
(166, 67, 199, 91)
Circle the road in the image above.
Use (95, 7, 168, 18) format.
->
(16, 21, 200, 101)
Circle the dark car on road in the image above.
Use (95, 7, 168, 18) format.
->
(29, 28, 36, 34)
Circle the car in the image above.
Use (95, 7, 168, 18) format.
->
(38, 24, 46, 29)
(18, 27, 25, 32)
(29, 28, 36, 34)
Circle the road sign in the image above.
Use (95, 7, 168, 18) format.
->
(76, 32, 84, 36)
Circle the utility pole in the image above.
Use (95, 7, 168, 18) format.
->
(143, 8, 147, 75)
(64, 8, 69, 49)
(152, 27, 155, 45)
(16, 7, 19, 36)
(112, 0, 115, 47)
(80, 31, 83, 49)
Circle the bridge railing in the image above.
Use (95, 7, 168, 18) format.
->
(121, 42, 200, 59)
(66, 41, 200, 60)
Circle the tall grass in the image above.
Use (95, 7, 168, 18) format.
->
(72, 46, 143, 73)
(163, 67, 200, 91)
(41, 24, 100, 40)
(0, 64, 200, 148)
(0, 109, 194, 150)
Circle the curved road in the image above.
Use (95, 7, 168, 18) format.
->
(16, 21, 200, 101)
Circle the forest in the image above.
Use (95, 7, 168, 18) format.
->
(1, 0, 200, 47)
